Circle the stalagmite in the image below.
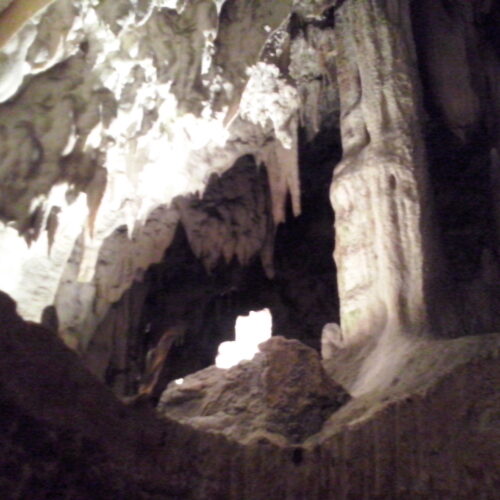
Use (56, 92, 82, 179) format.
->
(331, 0, 433, 342)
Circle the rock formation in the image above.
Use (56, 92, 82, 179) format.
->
(0, 0, 499, 498)
(159, 336, 350, 444)
(1, 291, 499, 498)
(331, 0, 431, 342)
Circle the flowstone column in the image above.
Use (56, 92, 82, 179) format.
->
(331, 0, 433, 342)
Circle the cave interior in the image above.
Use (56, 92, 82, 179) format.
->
(0, 0, 499, 498)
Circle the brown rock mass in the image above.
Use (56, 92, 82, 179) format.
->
(159, 336, 350, 444)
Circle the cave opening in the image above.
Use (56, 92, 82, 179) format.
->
(125, 123, 342, 401)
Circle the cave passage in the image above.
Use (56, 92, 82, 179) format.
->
(116, 126, 343, 400)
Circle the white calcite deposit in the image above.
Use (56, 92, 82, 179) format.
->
(0, 0, 316, 350)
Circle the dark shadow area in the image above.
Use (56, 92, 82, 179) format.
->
(412, 0, 500, 283)
(424, 123, 496, 281)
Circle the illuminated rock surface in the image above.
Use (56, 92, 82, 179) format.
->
(159, 336, 350, 444)
(331, 0, 430, 343)
(0, 0, 319, 349)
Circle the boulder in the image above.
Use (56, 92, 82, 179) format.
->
(158, 336, 350, 444)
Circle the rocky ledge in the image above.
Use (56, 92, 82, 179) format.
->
(158, 336, 350, 445)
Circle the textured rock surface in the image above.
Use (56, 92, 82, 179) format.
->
(1, 291, 498, 499)
(159, 336, 350, 444)
(0, 0, 332, 352)
(87, 140, 340, 396)
(0, 291, 175, 498)
(1, 0, 229, 341)
(0, 0, 498, 380)
(330, 0, 434, 343)
(0, 2, 499, 496)
(175, 155, 275, 276)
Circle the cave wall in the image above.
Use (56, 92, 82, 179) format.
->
(0, 0, 341, 358)
(0, 0, 499, 416)
(85, 143, 341, 397)
(1, 291, 498, 499)
(0, 1, 500, 498)
(0, 0, 344, 394)
(412, 0, 500, 334)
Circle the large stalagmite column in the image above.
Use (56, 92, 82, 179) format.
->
(331, 0, 433, 342)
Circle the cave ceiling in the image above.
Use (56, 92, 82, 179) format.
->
(0, 0, 341, 351)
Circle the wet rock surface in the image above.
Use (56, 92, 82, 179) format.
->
(158, 336, 350, 444)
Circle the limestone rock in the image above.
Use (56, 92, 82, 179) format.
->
(1, 289, 499, 498)
(0, 290, 175, 497)
(331, 0, 432, 341)
(158, 336, 350, 444)
(175, 156, 274, 276)
(0, 0, 338, 353)
(321, 321, 343, 358)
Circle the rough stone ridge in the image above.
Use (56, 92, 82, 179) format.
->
(159, 335, 350, 444)
(1, 290, 499, 499)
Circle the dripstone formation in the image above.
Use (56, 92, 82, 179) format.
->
(0, 0, 499, 498)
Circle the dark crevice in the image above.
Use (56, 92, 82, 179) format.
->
(411, 1, 500, 283)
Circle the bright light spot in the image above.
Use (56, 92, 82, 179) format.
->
(0, 223, 27, 297)
(174, 378, 184, 385)
(215, 309, 272, 369)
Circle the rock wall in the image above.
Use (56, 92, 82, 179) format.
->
(1, 0, 233, 343)
(81, 141, 341, 396)
(1, 0, 497, 393)
(1, 291, 498, 499)
(412, 0, 500, 334)
(159, 336, 350, 445)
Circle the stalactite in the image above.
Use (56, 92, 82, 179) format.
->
(258, 127, 301, 226)
(85, 166, 107, 239)
(176, 156, 275, 275)
(45, 204, 60, 255)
